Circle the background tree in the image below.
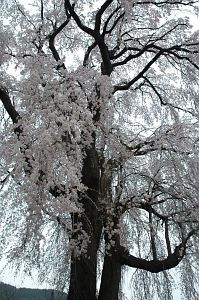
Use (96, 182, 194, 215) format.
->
(0, 0, 199, 299)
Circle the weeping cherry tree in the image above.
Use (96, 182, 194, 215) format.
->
(0, 0, 199, 299)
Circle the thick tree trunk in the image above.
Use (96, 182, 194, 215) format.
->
(98, 229, 122, 300)
(67, 144, 102, 300)
(67, 249, 98, 300)
(98, 247, 122, 300)
(67, 214, 101, 300)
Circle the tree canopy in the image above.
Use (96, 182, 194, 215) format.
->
(0, 0, 199, 299)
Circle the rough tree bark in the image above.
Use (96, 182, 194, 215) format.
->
(68, 144, 102, 300)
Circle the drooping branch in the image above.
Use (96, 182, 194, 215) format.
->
(14, 1, 37, 30)
(142, 75, 198, 117)
(119, 132, 192, 156)
(168, 50, 199, 70)
(115, 192, 169, 221)
(0, 87, 68, 200)
(142, 76, 164, 105)
(0, 87, 33, 173)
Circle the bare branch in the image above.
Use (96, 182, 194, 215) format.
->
(103, 11, 124, 36)
(0, 87, 20, 124)
(120, 243, 185, 273)
(64, 0, 94, 36)
(102, 5, 121, 35)
(95, 0, 114, 32)
(149, 211, 157, 260)
(40, 0, 44, 21)
(135, 1, 199, 6)
(165, 219, 172, 255)
(83, 41, 98, 67)
(113, 51, 163, 92)
(48, 18, 71, 69)
(64, 0, 113, 75)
